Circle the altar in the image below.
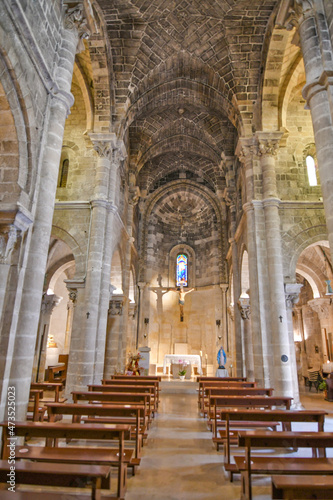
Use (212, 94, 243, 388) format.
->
(163, 354, 202, 375)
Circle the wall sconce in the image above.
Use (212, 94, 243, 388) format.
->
(216, 319, 221, 327)
(218, 335, 222, 340)
(144, 318, 149, 324)
(143, 333, 147, 338)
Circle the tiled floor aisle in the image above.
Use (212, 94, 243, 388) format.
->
(125, 386, 333, 500)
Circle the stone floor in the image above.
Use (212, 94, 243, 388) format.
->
(125, 381, 333, 500)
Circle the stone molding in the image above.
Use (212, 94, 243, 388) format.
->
(262, 198, 281, 209)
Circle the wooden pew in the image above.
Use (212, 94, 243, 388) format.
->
(236, 430, 333, 500)
(31, 382, 65, 403)
(27, 389, 46, 422)
(0, 459, 110, 500)
(198, 380, 256, 410)
(0, 420, 131, 500)
(88, 383, 158, 412)
(103, 377, 161, 405)
(72, 391, 152, 427)
(220, 409, 327, 481)
(46, 402, 144, 469)
(196, 376, 247, 382)
(209, 395, 293, 451)
(272, 475, 333, 499)
(205, 387, 274, 418)
(47, 363, 66, 384)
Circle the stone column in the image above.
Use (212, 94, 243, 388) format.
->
(308, 297, 333, 362)
(285, 283, 303, 407)
(32, 294, 62, 383)
(0, 5, 89, 421)
(64, 291, 76, 353)
(226, 200, 243, 377)
(257, 132, 294, 397)
(293, 0, 333, 263)
(238, 296, 254, 381)
(65, 135, 125, 392)
(238, 138, 268, 386)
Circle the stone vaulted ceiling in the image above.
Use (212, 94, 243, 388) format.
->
(96, 0, 277, 238)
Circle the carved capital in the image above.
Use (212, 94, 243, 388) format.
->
(64, 2, 91, 52)
(308, 297, 332, 319)
(238, 297, 251, 320)
(0, 225, 18, 264)
(109, 297, 124, 316)
(227, 304, 234, 321)
(284, 283, 303, 309)
(41, 293, 62, 315)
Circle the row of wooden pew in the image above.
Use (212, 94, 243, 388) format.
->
(197, 376, 333, 500)
(0, 375, 161, 499)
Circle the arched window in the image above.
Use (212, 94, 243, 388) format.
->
(176, 254, 188, 287)
(58, 158, 69, 188)
(306, 155, 317, 186)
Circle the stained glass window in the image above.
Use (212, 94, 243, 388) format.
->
(176, 254, 187, 287)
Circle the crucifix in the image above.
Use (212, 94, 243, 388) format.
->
(177, 284, 195, 322)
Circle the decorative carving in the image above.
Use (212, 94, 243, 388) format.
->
(41, 293, 62, 315)
(92, 141, 112, 160)
(0, 226, 18, 264)
(285, 283, 303, 309)
(68, 290, 77, 303)
(129, 185, 141, 206)
(308, 298, 331, 319)
(109, 299, 123, 316)
(238, 297, 251, 320)
(258, 139, 279, 156)
(64, 3, 90, 52)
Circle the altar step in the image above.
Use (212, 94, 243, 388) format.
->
(160, 379, 198, 394)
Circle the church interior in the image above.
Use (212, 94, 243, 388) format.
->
(1, 0, 333, 498)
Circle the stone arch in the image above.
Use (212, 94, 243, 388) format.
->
(285, 226, 329, 281)
(141, 180, 227, 284)
(48, 260, 76, 295)
(0, 49, 35, 204)
(124, 78, 241, 136)
(51, 225, 85, 279)
(73, 61, 94, 132)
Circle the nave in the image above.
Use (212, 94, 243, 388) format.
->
(125, 385, 333, 500)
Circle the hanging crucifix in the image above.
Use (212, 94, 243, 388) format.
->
(177, 284, 195, 322)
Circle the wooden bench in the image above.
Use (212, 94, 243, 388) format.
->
(46, 402, 144, 469)
(88, 383, 158, 413)
(47, 363, 67, 384)
(27, 389, 46, 422)
(0, 420, 131, 499)
(31, 382, 65, 403)
(272, 474, 333, 499)
(196, 376, 247, 382)
(198, 381, 257, 410)
(206, 387, 274, 419)
(72, 391, 152, 428)
(235, 430, 333, 500)
(103, 378, 161, 406)
(0, 459, 110, 500)
(220, 409, 327, 481)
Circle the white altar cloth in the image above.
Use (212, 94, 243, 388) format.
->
(163, 354, 202, 375)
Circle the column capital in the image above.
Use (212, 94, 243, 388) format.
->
(235, 136, 257, 164)
(284, 283, 303, 309)
(63, 1, 97, 53)
(238, 296, 251, 320)
(220, 283, 229, 292)
(276, 0, 314, 31)
(89, 133, 117, 160)
(41, 293, 62, 315)
(308, 297, 332, 319)
(256, 131, 283, 156)
(0, 225, 18, 265)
